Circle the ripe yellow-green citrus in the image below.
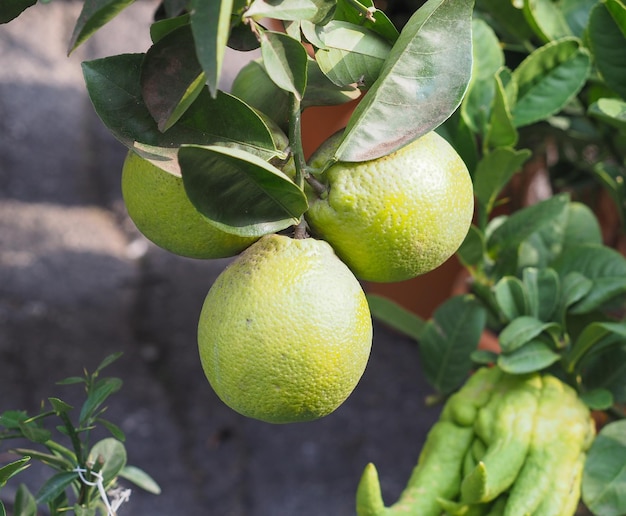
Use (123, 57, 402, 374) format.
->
(305, 131, 474, 283)
(121, 151, 257, 259)
(197, 234, 373, 424)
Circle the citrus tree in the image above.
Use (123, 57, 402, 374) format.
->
(2, 0, 626, 515)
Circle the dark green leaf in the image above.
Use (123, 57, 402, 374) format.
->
(588, 98, 626, 133)
(80, 378, 122, 424)
(180, 145, 308, 237)
(473, 148, 531, 219)
(475, 0, 535, 42)
(260, 31, 308, 101)
(141, 25, 205, 131)
(580, 343, 626, 403)
(335, 0, 474, 162)
(470, 349, 499, 365)
(0, 410, 28, 429)
(562, 202, 603, 250)
(593, 161, 626, 228)
(511, 37, 591, 127)
(484, 71, 518, 150)
(97, 418, 126, 442)
(436, 108, 479, 175)
(118, 465, 162, 494)
(35, 471, 78, 505)
(48, 398, 73, 415)
(560, 271, 593, 311)
(56, 376, 86, 386)
(68, 0, 135, 54)
(246, 0, 336, 24)
(518, 203, 570, 270)
(419, 295, 487, 395)
(189, 0, 233, 97)
(522, 0, 572, 43)
(457, 225, 485, 268)
(582, 420, 626, 515)
(461, 18, 504, 136)
(587, 0, 626, 98)
(82, 54, 279, 175)
(302, 56, 362, 107)
(566, 321, 626, 373)
(149, 14, 190, 43)
(498, 316, 560, 353)
(0, 0, 36, 24)
(562, 0, 598, 38)
(366, 294, 425, 341)
(89, 438, 127, 487)
(0, 457, 30, 487)
(579, 388, 614, 410)
(19, 423, 51, 444)
(14, 484, 37, 516)
(494, 276, 530, 321)
(522, 267, 560, 321)
(497, 339, 560, 374)
(333, 0, 399, 44)
(11, 448, 74, 470)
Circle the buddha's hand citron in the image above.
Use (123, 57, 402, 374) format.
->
(197, 234, 373, 424)
(121, 151, 257, 259)
(305, 131, 474, 283)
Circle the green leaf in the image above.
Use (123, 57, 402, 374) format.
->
(308, 21, 392, 89)
(554, 244, 626, 314)
(587, 1, 626, 99)
(582, 420, 626, 516)
(522, 0, 573, 43)
(56, 376, 86, 386)
(179, 145, 308, 237)
(0, 500, 4, 516)
(593, 161, 626, 228)
(473, 148, 531, 220)
(89, 438, 127, 487)
(189, 0, 233, 97)
(302, 56, 362, 107)
(497, 339, 560, 374)
(494, 276, 530, 321)
(562, 202, 603, 250)
(498, 316, 560, 353)
(366, 294, 425, 341)
(580, 343, 626, 403)
(461, 18, 504, 136)
(589, 98, 626, 133)
(605, 0, 626, 37)
(562, 0, 598, 38)
(419, 295, 487, 395)
(82, 54, 279, 175)
(579, 388, 614, 410)
(566, 321, 626, 373)
(259, 31, 308, 101)
(475, 0, 535, 42)
(0, 0, 36, 24)
(80, 377, 122, 424)
(561, 271, 593, 311)
(19, 422, 51, 444)
(141, 25, 205, 132)
(333, 0, 399, 44)
(511, 37, 591, 127)
(0, 410, 28, 429)
(523, 267, 560, 321)
(437, 108, 479, 175)
(246, 0, 336, 24)
(11, 448, 74, 470)
(484, 71, 518, 150)
(67, 0, 135, 54)
(0, 457, 30, 487)
(118, 465, 162, 494)
(48, 397, 73, 415)
(487, 194, 570, 256)
(335, 0, 474, 162)
(149, 13, 190, 43)
(14, 484, 37, 516)
(36, 471, 78, 505)
(97, 418, 126, 442)
(95, 352, 123, 373)
(471, 349, 499, 365)
(457, 225, 485, 268)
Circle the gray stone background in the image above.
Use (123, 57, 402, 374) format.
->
(0, 2, 440, 514)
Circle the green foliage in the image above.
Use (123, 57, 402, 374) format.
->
(0, 354, 159, 515)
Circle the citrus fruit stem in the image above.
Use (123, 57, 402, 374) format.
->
(288, 93, 307, 191)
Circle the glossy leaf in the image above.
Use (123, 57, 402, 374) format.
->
(333, 0, 399, 43)
(0, 457, 30, 487)
(0, 0, 36, 24)
(179, 145, 308, 237)
(419, 295, 487, 395)
(82, 54, 278, 175)
(484, 71, 518, 150)
(90, 438, 128, 487)
(67, 0, 135, 54)
(494, 276, 530, 321)
(141, 25, 205, 131)
(35, 471, 78, 504)
(522, 267, 560, 321)
(562, 202, 603, 250)
(335, 0, 473, 162)
(14, 484, 37, 516)
(246, 0, 336, 23)
(560, 272, 593, 312)
(587, 1, 626, 99)
(554, 244, 626, 314)
(497, 339, 560, 374)
(302, 56, 362, 107)
(119, 465, 162, 494)
(80, 377, 122, 424)
(582, 420, 626, 516)
(589, 98, 626, 133)
(522, 0, 572, 43)
(149, 14, 190, 43)
(499, 316, 559, 353)
(260, 31, 308, 101)
(562, 0, 598, 38)
(566, 321, 626, 373)
(189, 0, 233, 97)
(605, 0, 626, 37)
(462, 18, 504, 136)
(579, 388, 614, 410)
(366, 294, 425, 341)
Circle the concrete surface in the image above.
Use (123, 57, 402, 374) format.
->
(0, 3, 440, 514)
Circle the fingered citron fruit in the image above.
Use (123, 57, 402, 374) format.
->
(121, 151, 257, 259)
(305, 131, 474, 283)
(197, 234, 373, 424)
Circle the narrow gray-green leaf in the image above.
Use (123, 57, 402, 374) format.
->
(180, 145, 308, 237)
(366, 294, 425, 341)
(589, 97, 626, 133)
(36, 471, 78, 504)
(522, 0, 573, 43)
(80, 377, 122, 424)
(511, 37, 591, 127)
(119, 465, 162, 494)
(419, 295, 487, 395)
(68, 0, 135, 54)
(245, 0, 336, 23)
(14, 483, 37, 516)
(190, 0, 233, 97)
(260, 31, 308, 101)
(582, 420, 626, 516)
(497, 339, 560, 374)
(335, 0, 473, 162)
(0, 457, 30, 487)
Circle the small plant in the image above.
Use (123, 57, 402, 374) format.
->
(0, 353, 160, 516)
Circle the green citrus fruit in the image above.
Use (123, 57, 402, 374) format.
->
(121, 151, 257, 259)
(304, 131, 474, 283)
(197, 234, 373, 424)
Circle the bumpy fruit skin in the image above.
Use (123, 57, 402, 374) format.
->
(305, 131, 474, 283)
(121, 151, 257, 259)
(197, 234, 373, 424)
